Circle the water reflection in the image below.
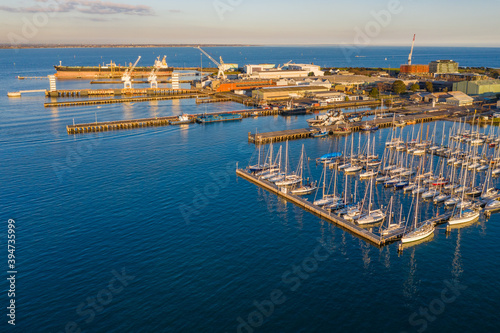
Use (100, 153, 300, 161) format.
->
(403, 248, 419, 300)
(451, 232, 463, 281)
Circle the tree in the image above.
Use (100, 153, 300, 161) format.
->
(308, 72, 314, 77)
(410, 83, 420, 92)
(369, 87, 379, 99)
(345, 96, 350, 102)
(392, 80, 407, 94)
(425, 81, 434, 92)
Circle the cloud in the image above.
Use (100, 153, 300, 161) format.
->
(168, 9, 182, 13)
(0, 0, 154, 16)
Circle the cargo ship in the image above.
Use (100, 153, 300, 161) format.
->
(196, 113, 243, 123)
(54, 56, 174, 79)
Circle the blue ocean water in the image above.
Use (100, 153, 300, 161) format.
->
(1, 47, 500, 333)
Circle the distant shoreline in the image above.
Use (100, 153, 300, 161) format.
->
(0, 44, 256, 50)
(1, 44, 499, 50)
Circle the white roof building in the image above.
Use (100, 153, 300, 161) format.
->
(287, 64, 324, 76)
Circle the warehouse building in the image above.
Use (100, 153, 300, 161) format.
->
(287, 64, 324, 76)
(400, 64, 429, 75)
(252, 86, 329, 100)
(453, 79, 500, 95)
(244, 64, 276, 75)
(429, 60, 459, 74)
(216, 79, 275, 92)
(445, 91, 474, 106)
(249, 70, 312, 79)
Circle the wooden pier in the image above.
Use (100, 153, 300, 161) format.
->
(46, 88, 199, 98)
(249, 110, 452, 144)
(45, 90, 204, 108)
(66, 108, 277, 134)
(236, 168, 401, 247)
(196, 97, 232, 104)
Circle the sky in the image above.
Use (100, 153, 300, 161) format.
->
(0, 0, 499, 46)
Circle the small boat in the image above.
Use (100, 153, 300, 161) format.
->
(444, 196, 460, 207)
(412, 187, 427, 195)
(394, 180, 409, 189)
(359, 170, 377, 179)
(484, 199, 500, 213)
(412, 149, 426, 156)
(344, 165, 363, 173)
(196, 113, 243, 123)
(314, 195, 340, 207)
(361, 123, 379, 131)
(401, 223, 435, 243)
(384, 178, 400, 188)
(357, 209, 386, 225)
(448, 209, 480, 225)
(402, 181, 435, 243)
(325, 200, 346, 211)
(433, 193, 450, 204)
(432, 178, 449, 187)
(422, 189, 439, 200)
(170, 114, 192, 125)
(476, 165, 488, 172)
(381, 200, 405, 236)
(312, 131, 329, 138)
(395, 120, 406, 127)
(403, 183, 417, 193)
(291, 182, 318, 195)
(376, 175, 391, 183)
(275, 175, 302, 186)
(465, 187, 482, 197)
(332, 127, 352, 135)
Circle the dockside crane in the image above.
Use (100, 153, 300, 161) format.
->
(408, 34, 416, 66)
(122, 56, 141, 89)
(278, 60, 293, 70)
(148, 56, 164, 89)
(195, 46, 226, 80)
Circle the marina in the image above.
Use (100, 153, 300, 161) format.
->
(240, 115, 500, 250)
(3, 41, 500, 333)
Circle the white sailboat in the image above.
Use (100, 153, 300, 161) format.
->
(401, 180, 435, 243)
(357, 178, 386, 225)
(291, 145, 318, 195)
(313, 163, 340, 206)
(382, 203, 406, 236)
(275, 141, 301, 186)
(448, 169, 480, 225)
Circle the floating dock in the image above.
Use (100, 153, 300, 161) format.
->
(249, 110, 452, 144)
(236, 168, 404, 247)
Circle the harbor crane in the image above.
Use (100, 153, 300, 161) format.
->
(122, 56, 141, 89)
(408, 34, 416, 66)
(278, 60, 293, 70)
(195, 46, 226, 80)
(148, 56, 164, 89)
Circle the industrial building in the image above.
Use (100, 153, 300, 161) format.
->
(252, 86, 329, 100)
(249, 70, 313, 80)
(313, 91, 347, 102)
(400, 64, 430, 75)
(445, 91, 474, 106)
(453, 79, 500, 96)
(287, 64, 324, 76)
(244, 64, 276, 75)
(429, 60, 459, 74)
(215, 79, 276, 92)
